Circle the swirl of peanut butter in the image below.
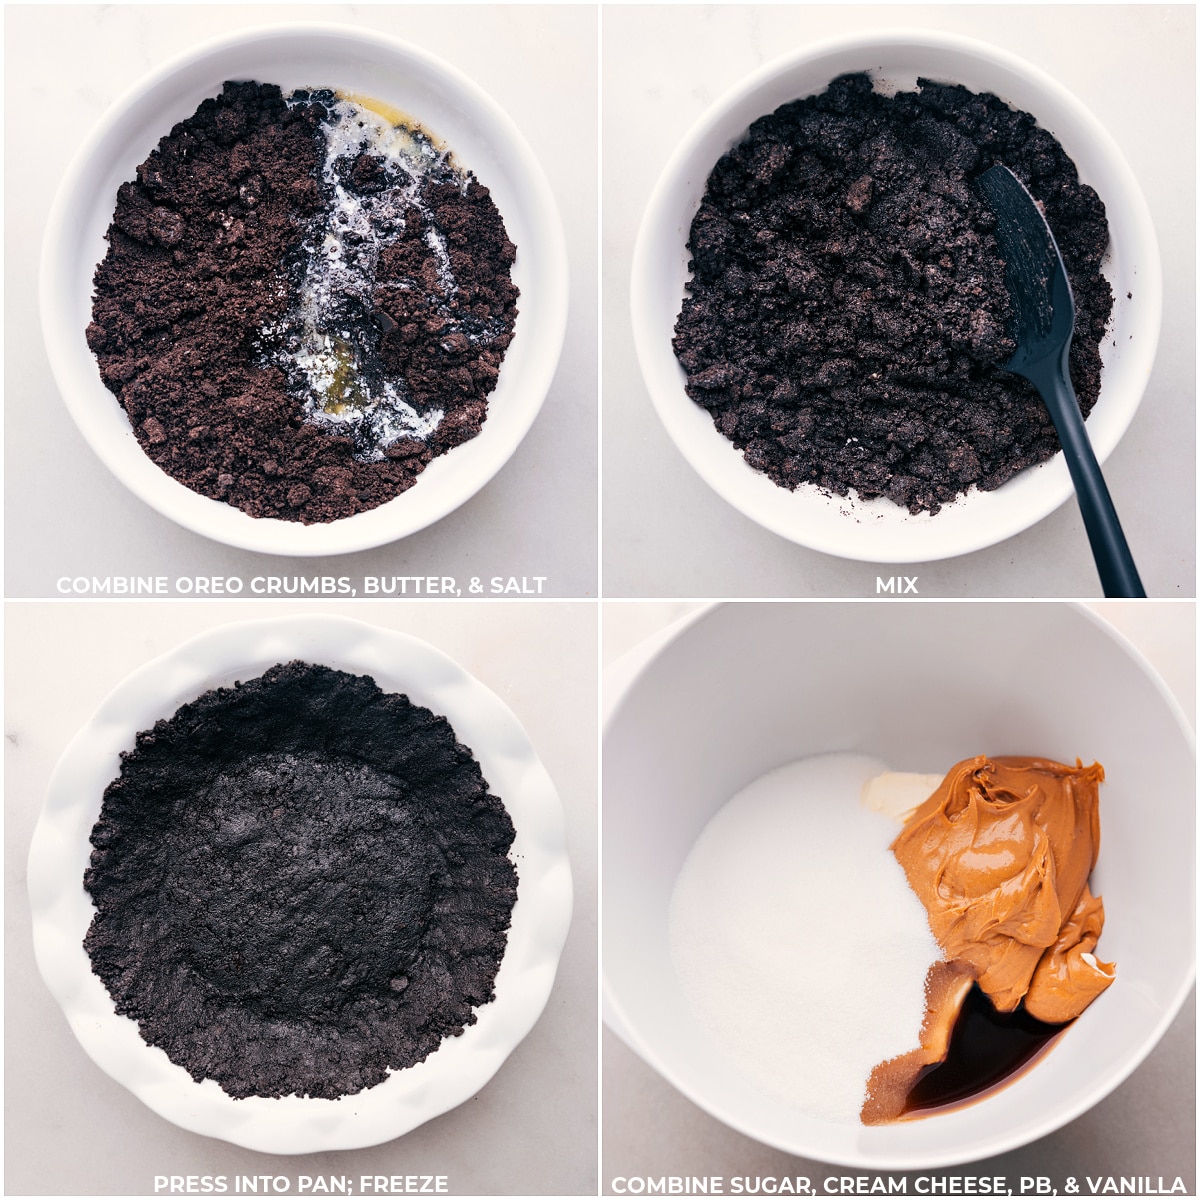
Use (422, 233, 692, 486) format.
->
(1024, 883, 1115, 1022)
(891, 756, 1114, 1019)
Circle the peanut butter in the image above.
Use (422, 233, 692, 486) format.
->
(1024, 883, 1115, 1022)
(861, 960, 975, 1124)
(891, 756, 1113, 1016)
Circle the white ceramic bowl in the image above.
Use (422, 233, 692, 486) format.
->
(603, 603, 1193, 1168)
(631, 32, 1162, 563)
(28, 615, 573, 1153)
(40, 23, 568, 556)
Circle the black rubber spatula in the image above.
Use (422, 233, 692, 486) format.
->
(978, 165, 1145, 597)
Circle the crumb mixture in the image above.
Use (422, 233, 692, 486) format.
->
(87, 82, 518, 523)
(83, 661, 518, 1100)
(673, 73, 1112, 514)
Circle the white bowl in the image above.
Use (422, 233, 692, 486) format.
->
(28, 615, 573, 1153)
(603, 603, 1193, 1168)
(631, 32, 1162, 563)
(40, 23, 568, 556)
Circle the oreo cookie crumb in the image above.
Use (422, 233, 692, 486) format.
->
(87, 81, 518, 524)
(672, 73, 1112, 515)
(83, 661, 518, 1100)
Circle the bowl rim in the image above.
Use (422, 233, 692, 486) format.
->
(27, 614, 574, 1153)
(630, 28, 1164, 564)
(39, 20, 569, 557)
(601, 600, 1195, 1168)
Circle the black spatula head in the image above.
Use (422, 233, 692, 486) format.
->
(977, 164, 1144, 598)
(977, 164, 1075, 378)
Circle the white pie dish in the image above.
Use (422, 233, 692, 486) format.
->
(28, 615, 573, 1153)
(40, 23, 568, 556)
(631, 31, 1162, 564)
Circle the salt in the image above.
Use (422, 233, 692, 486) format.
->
(257, 92, 506, 462)
(669, 753, 941, 1123)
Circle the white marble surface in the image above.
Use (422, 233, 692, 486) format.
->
(603, 5, 1196, 597)
(601, 599, 1195, 1189)
(4, 5, 597, 597)
(5, 601, 598, 1195)
(603, 599, 1196, 723)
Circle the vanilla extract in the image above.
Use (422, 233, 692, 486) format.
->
(901, 984, 1069, 1117)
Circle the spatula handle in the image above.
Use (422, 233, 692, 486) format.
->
(1037, 368, 1146, 598)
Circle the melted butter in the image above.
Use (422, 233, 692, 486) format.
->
(321, 337, 371, 414)
(336, 90, 449, 153)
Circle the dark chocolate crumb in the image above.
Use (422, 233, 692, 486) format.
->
(673, 73, 1112, 515)
(88, 82, 519, 524)
(83, 661, 518, 1100)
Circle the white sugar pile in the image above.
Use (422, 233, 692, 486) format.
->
(669, 753, 941, 1123)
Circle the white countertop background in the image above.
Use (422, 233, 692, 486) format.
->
(602, 599, 1195, 1190)
(602, 5, 1196, 598)
(4, 4, 598, 598)
(5, 601, 598, 1196)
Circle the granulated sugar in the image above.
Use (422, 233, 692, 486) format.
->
(669, 753, 941, 1123)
